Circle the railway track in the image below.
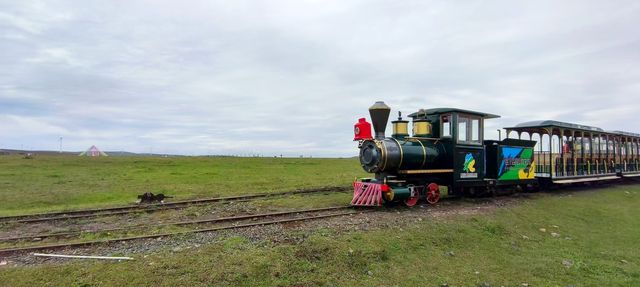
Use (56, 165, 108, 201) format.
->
(0, 186, 349, 224)
(0, 206, 368, 256)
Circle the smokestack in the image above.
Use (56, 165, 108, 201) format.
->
(369, 101, 391, 139)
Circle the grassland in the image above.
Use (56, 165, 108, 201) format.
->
(1, 185, 639, 286)
(0, 155, 364, 216)
(1, 155, 639, 286)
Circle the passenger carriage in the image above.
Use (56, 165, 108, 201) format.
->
(504, 121, 640, 186)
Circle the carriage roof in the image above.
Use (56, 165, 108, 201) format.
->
(505, 120, 640, 139)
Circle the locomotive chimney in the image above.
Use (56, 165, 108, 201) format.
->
(369, 101, 391, 139)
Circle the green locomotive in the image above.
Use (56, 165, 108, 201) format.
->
(352, 101, 538, 206)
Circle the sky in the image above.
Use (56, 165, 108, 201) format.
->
(1, 0, 639, 157)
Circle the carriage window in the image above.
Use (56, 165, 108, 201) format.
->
(584, 140, 590, 153)
(441, 115, 451, 137)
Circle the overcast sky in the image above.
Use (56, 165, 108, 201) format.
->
(1, 1, 639, 157)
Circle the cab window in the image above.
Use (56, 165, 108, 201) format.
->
(471, 119, 479, 141)
(457, 115, 482, 144)
(441, 115, 451, 137)
(458, 119, 467, 141)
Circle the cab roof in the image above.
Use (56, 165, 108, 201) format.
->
(407, 108, 500, 119)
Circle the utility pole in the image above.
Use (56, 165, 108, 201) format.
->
(59, 137, 63, 153)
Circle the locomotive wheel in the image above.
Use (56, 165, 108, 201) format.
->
(404, 195, 419, 207)
(426, 183, 440, 204)
(403, 186, 420, 207)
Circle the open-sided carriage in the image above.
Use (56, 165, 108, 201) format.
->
(504, 121, 640, 185)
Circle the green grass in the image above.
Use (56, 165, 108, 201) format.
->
(2, 185, 639, 286)
(0, 155, 364, 216)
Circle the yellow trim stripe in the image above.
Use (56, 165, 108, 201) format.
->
(415, 139, 427, 168)
(380, 140, 388, 171)
(398, 169, 453, 174)
(406, 137, 440, 140)
(391, 138, 403, 168)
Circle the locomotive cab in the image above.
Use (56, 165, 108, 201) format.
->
(408, 108, 500, 195)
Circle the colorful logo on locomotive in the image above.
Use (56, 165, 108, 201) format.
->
(498, 147, 535, 180)
(463, 153, 476, 173)
(460, 152, 479, 179)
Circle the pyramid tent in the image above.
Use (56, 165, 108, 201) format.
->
(79, 145, 108, 157)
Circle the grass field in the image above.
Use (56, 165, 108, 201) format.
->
(1, 185, 638, 286)
(0, 155, 364, 216)
(1, 155, 639, 286)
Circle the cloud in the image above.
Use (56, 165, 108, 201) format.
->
(1, 0, 639, 156)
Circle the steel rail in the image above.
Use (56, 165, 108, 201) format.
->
(0, 186, 349, 224)
(0, 206, 350, 242)
(0, 208, 368, 255)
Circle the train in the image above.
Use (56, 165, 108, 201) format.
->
(351, 101, 640, 206)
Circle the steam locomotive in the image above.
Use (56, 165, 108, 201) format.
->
(352, 102, 640, 206)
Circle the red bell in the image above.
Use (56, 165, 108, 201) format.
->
(353, 118, 373, 141)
